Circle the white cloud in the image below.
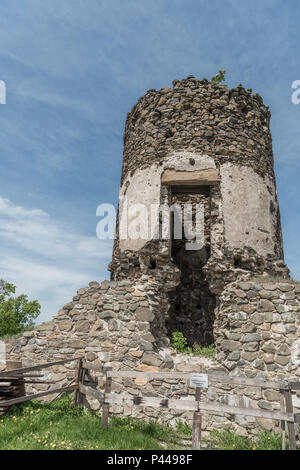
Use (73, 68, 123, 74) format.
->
(0, 196, 113, 322)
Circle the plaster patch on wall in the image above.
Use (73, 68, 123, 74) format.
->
(220, 163, 278, 256)
(291, 338, 300, 367)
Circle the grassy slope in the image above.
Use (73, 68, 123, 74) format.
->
(0, 396, 190, 450)
(0, 396, 296, 450)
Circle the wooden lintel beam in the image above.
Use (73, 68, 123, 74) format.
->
(161, 169, 220, 186)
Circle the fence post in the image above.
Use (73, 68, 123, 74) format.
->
(102, 368, 112, 429)
(280, 390, 286, 451)
(73, 358, 83, 406)
(284, 385, 296, 450)
(192, 387, 202, 450)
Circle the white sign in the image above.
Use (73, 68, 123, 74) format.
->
(189, 373, 208, 389)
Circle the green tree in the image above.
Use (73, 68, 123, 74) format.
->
(0, 280, 40, 337)
(211, 69, 227, 86)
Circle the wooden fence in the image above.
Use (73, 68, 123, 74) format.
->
(0, 358, 79, 409)
(78, 362, 300, 451)
(0, 358, 299, 450)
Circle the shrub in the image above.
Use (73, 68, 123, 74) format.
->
(171, 332, 215, 358)
(211, 69, 227, 86)
(171, 331, 188, 352)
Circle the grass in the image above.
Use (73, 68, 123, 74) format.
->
(170, 331, 216, 358)
(192, 344, 215, 359)
(206, 430, 285, 451)
(0, 396, 298, 450)
(0, 396, 191, 450)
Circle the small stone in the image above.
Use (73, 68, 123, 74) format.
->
(278, 283, 294, 292)
(275, 355, 290, 366)
(271, 324, 286, 334)
(57, 320, 73, 332)
(264, 390, 280, 402)
(262, 354, 275, 364)
(232, 289, 246, 298)
(258, 400, 273, 411)
(277, 344, 290, 356)
(221, 340, 241, 352)
(135, 308, 155, 322)
(251, 313, 264, 325)
(86, 352, 97, 361)
(135, 378, 148, 386)
(102, 341, 114, 349)
(63, 303, 73, 311)
(75, 321, 90, 332)
(89, 281, 100, 288)
(253, 359, 265, 370)
(257, 300, 274, 312)
(243, 342, 259, 352)
(241, 351, 257, 362)
(136, 364, 159, 373)
(238, 282, 253, 291)
(241, 304, 256, 314)
(259, 290, 278, 300)
(129, 350, 144, 358)
(227, 351, 240, 361)
(77, 288, 86, 296)
(132, 290, 146, 297)
(262, 341, 275, 353)
(256, 417, 274, 431)
(142, 353, 163, 367)
(140, 340, 153, 351)
(241, 334, 261, 343)
(263, 284, 277, 291)
(36, 322, 54, 331)
(98, 310, 115, 319)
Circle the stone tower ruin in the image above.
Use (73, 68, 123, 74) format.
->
(4, 77, 300, 436)
(110, 75, 289, 349)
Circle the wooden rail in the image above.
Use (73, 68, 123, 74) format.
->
(0, 385, 77, 407)
(0, 358, 80, 378)
(103, 392, 295, 422)
(105, 370, 288, 391)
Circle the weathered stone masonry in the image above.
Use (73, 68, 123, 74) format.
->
(3, 277, 300, 436)
(2, 76, 300, 436)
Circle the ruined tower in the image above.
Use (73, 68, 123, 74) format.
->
(4, 77, 300, 435)
(110, 76, 289, 347)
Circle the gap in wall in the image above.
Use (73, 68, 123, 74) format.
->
(166, 186, 216, 347)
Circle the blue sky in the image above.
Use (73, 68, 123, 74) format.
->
(0, 0, 299, 322)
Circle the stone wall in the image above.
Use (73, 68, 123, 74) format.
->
(2, 276, 300, 437)
(215, 278, 300, 379)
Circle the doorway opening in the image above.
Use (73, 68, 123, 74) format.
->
(166, 186, 216, 347)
